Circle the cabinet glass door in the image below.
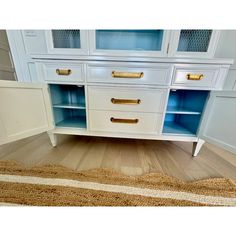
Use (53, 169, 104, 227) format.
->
(52, 30, 81, 49)
(90, 30, 170, 57)
(46, 30, 88, 55)
(169, 30, 220, 58)
(177, 30, 212, 53)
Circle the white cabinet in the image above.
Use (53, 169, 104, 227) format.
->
(169, 30, 220, 58)
(89, 30, 171, 57)
(3, 30, 235, 157)
(0, 81, 54, 145)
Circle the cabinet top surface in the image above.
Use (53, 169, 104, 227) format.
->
(32, 54, 234, 65)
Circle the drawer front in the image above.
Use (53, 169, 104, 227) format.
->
(172, 65, 220, 87)
(88, 86, 167, 113)
(37, 62, 84, 83)
(89, 110, 162, 134)
(87, 62, 171, 85)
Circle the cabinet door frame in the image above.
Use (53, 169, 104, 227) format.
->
(198, 90, 236, 154)
(168, 30, 221, 58)
(88, 30, 171, 57)
(45, 30, 89, 55)
(0, 81, 54, 145)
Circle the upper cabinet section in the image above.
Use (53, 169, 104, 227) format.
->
(18, 29, 220, 59)
(169, 30, 220, 58)
(89, 30, 170, 57)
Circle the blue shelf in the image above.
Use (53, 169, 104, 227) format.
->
(50, 84, 87, 129)
(166, 106, 201, 115)
(163, 121, 196, 136)
(56, 116, 86, 129)
(163, 90, 209, 136)
(53, 103, 85, 110)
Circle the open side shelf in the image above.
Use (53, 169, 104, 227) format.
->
(163, 90, 209, 136)
(50, 84, 87, 129)
(166, 90, 209, 115)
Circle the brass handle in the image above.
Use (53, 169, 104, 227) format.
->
(111, 98, 141, 105)
(56, 69, 72, 76)
(186, 73, 204, 80)
(111, 71, 144, 79)
(110, 117, 139, 124)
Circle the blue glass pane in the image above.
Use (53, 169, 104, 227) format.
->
(178, 30, 212, 52)
(52, 30, 81, 49)
(96, 30, 164, 51)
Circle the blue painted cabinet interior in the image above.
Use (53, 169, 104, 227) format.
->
(52, 30, 81, 49)
(49, 84, 86, 128)
(163, 90, 209, 136)
(177, 30, 212, 52)
(96, 30, 164, 51)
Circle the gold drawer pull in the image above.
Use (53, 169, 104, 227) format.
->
(56, 69, 72, 76)
(111, 98, 141, 105)
(110, 117, 139, 124)
(112, 71, 144, 79)
(186, 73, 204, 80)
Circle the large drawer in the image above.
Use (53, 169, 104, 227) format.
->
(89, 110, 163, 134)
(88, 86, 167, 113)
(172, 65, 220, 88)
(87, 62, 171, 85)
(36, 61, 85, 83)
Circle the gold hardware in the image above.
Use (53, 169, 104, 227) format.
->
(111, 71, 144, 79)
(186, 73, 204, 80)
(56, 69, 72, 76)
(111, 98, 141, 105)
(110, 117, 139, 124)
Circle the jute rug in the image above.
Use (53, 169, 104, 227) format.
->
(0, 161, 236, 206)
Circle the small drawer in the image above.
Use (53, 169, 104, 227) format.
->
(89, 110, 163, 134)
(36, 61, 84, 83)
(87, 62, 171, 85)
(172, 65, 220, 88)
(88, 86, 167, 113)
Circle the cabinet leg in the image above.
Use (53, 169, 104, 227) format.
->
(47, 132, 57, 147)
(192, 139, 205, 157)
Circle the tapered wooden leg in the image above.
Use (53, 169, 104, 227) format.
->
(192, 139, 205, 157)
(47, 131, 57, 147)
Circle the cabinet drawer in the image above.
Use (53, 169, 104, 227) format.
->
(172, 65, 219, 88)
(37, 61, 84, 83)
(88, 86, 167, 113)
(89, 110, 162, 134)
(87, 62, 171, 85)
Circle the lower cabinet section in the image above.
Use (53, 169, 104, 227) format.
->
(48, 83, 209, 140)
(89, 110, 163, 134)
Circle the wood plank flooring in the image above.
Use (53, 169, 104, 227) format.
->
(1, 133, 236, 182)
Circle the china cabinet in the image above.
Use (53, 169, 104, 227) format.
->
(2, 29, 235, 157)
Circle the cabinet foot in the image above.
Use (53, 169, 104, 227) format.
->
(192, 139, 205, 157)
(47, 132, 57, 147)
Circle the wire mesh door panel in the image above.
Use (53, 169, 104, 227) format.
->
(177, 30, 213, 52)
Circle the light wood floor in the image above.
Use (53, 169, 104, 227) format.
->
(1, 133, 236, 182)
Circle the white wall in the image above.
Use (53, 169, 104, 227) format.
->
(215, 30, 236, 90)
(0, 30, 16, 81)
